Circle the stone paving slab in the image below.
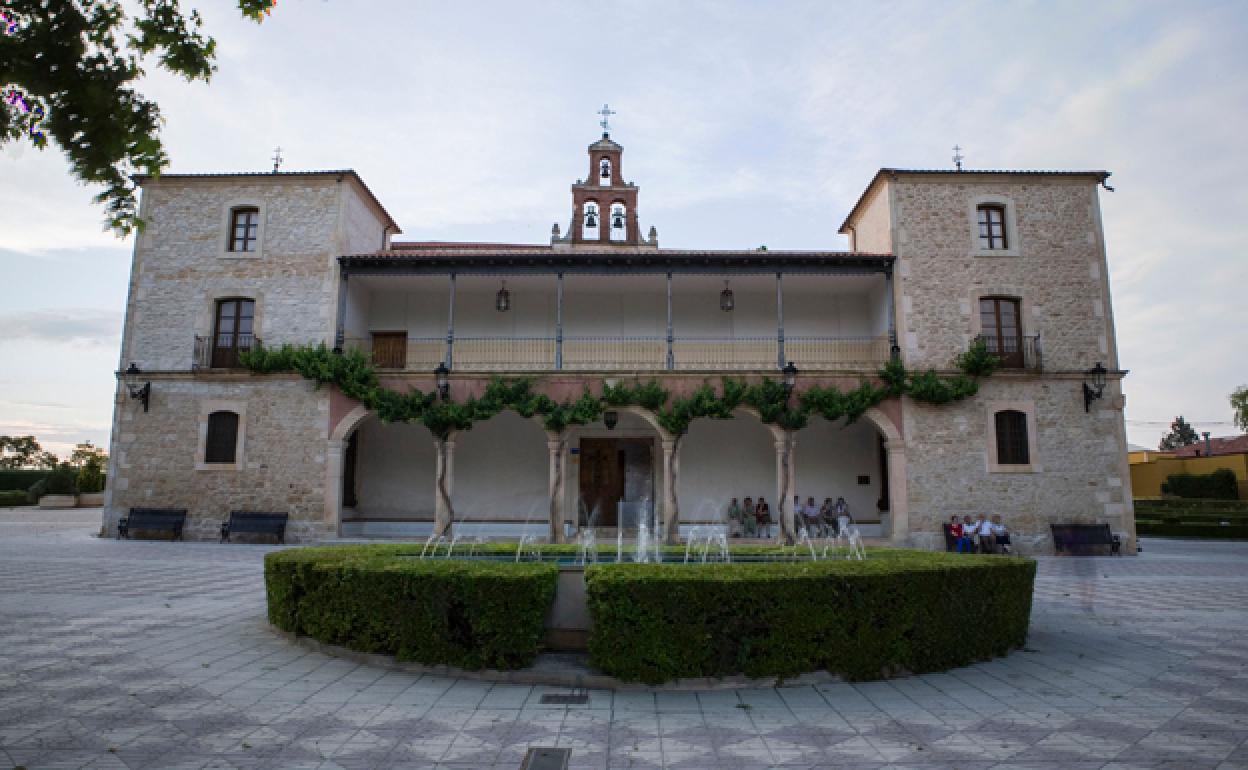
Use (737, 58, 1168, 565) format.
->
(1, 511, 1247, 768)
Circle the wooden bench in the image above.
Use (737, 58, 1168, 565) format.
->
(1050, 523, 1121, 555)
(117, 508, 187, 540)
(221, 511, 289, 544)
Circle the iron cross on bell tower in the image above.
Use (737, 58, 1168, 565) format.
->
(597, 104, 616, 138)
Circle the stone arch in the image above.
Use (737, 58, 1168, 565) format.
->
(451, 410, 553, 539)
(676, 407, 782, 539)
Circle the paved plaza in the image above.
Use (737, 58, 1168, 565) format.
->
(0, 509, 1246, 769)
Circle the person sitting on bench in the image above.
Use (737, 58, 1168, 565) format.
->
(991, 514, 1012, 554)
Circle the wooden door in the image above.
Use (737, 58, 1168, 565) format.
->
(212, 298, 254, 368)
(579, 438, 624, 527)
(979, 297, 1023, 369)
(371, 332, 408, 369)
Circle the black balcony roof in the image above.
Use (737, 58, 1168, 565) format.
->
(339, 246, 894, 276)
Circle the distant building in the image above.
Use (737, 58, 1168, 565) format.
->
(1130, 435, 1248, 498)
(103, 128, 1135, 551)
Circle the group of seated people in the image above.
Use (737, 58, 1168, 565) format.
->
(724, 495, 853, 538)
(946, 514, 1012, 554)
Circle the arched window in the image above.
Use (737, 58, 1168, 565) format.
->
(228, 207, 260, 252)
(599, 157, 612, 184)
(583, 201, 600, 238)
(212, 298, 256, 368)
(976, 204, 1008, 250)
(205, 411, 240, 464)
(609, 203, 627, 242)
(994, 410, 1029, 465)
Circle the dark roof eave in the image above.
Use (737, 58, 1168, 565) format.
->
(837, 168, 1113, 235)
(338, 250, 895, 275)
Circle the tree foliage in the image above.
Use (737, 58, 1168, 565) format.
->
(1159, 416, 1201, 451)
(0, 435, 57, 469)
(1, 0, 276, 235)
(1231, 386, 1248, 433)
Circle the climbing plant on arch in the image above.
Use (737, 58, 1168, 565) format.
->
(241, 342, 998, 539)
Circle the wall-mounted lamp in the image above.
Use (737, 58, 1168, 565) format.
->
(495, 280, 511, 312)
(603, 410, 619, 431)
(124, 362, 151, 412)
(1082, 361, 1106, 412)
(782, 361, 798, 399)
(720, 279, 735, 312)
(434, 362, 450, 401)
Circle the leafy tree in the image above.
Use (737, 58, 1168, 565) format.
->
(0, 435, 39, 468)
(1232, 386, 1248, 433)
(1, 0, 276, 235)
(70, 441, 108, 492)
(1159, 416, 1200, 451)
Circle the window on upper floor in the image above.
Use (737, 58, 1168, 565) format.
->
(979, 297, 1023, 368)
(228, 207, 260, 252)
(977, 204, 1008, 250)
(371, 331, 408, 369)
(212, 298, 256, 368)
(204, 411, 240, 464)
(994, 409, 1030, 465)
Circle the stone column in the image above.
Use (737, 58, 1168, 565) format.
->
(661, 438, 678, 543)
(434, 438, 456, 536)
(325, 439, 344, 532)
(774, 435, 796, 542)
(885, 440, 909, 546)
(547, 436, 565, 543)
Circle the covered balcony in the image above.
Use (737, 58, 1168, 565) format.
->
(336, 260, 897, 373)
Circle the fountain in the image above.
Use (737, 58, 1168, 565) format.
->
(515, 533, 539, 562)
(846, 527, 866, 560)
(575, 529, 597, 565)
(793, 527, 818, 561)
(419, 534, 446, 560)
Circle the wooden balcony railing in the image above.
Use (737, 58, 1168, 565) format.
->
(345, 335, 891, 372)
(193, 334, 260, 370)
(977, 333, 1042, 371)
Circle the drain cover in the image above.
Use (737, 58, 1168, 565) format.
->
(521, 746, 571, 770)
(539, 693, 589, 705)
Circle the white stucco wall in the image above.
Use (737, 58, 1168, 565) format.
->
(794, 417, 884, 523)
(352, 417, 436, 519)
(453, 411, 550, 522)
(677, 415, 777, 524)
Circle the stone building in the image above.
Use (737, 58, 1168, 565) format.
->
(103, 129, 1135, 551)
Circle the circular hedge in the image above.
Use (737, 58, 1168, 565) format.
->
(265, 546, 1035, 682)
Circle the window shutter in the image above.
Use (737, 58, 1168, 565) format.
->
(205, 411, 239, 463)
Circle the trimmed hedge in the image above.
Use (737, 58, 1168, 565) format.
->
(1161, 469, 1240, 500)
(0, 469, 50, 492)
(1134, 498, 1248, 515)
(265, 546, 557, 670)
(0, 490, 29, 507)
(1136, 521, 1248, 539)
(586, 551, 1035, 683)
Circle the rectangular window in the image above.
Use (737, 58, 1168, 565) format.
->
(205, 411, 239, 464)
(994, 410, 1030, 465)
(979, 297, 1023, 368)
(229, 208, 259, 252)
(977, 204, 1007, 250)
(212, 298, 256, 368)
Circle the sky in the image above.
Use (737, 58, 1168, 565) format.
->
(1, 0, 1246, 457)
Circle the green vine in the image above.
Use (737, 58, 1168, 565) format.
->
(240, 339, 998, 438)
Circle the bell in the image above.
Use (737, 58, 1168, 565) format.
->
(612, 214, 624, 229)
(585, 211, 597, 228)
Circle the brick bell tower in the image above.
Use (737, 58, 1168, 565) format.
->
(554, 105, 657, 248)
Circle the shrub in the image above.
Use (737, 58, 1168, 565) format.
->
(265, 546, 558, 670)
(42, 463, 77, 495)
(0, 469, 51, 492)
(1136, 521, 1248, 539)
(1161, 469, 1239, 500)
(25, 478, 47, 504)
(586, 552, 1035, 684)
(0, 490, 28, 507)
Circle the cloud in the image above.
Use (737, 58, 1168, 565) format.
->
(0, 309, 122, 346)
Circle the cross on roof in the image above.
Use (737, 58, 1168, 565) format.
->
(271, 146, 283, 173)
(952, 144, 964, 172)
(597, 104, 616, 135)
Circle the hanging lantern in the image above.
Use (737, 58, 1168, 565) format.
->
(720, 279, 735, 312)
(495, 280, 511, 312)
(603, 410, 619, 430)
(585, 207, 597, 228)
(612, 211, 624, 229)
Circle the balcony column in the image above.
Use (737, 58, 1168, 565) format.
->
(333, 269, 349, 353)
(434, 437, 455, 536)
(774, 433, 796, 542)
(886, 269, 899, 360)
(555, 273, 564, 371)
(665, 272, 674, 370)
(445, 273, 456, 369)
(776, 272, 785, 369)
(547, 433, 566, 543)
(325, 438, 344, 531)
(885, 440, 909, 546)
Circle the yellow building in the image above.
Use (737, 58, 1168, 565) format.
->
(1129, 437, 1248, 499)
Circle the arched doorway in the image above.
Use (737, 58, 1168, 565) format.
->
(453, 411, 550, 539)
(340, 414, 438, 537)
(565, 408, 667, 535)
(677, 409, 780, 539)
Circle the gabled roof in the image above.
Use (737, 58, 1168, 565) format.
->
(1171, 434, 1248, 458)
(132, 169, 401, 233)
(837, 168, 1113, 235)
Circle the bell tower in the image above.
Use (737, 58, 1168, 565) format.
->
(557, 105, 655, 248)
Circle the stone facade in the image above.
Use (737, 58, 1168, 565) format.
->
(842, 171, 1135, 552)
